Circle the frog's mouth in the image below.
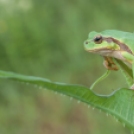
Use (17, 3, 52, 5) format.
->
(86, 48, 119, 57)
(87, 48, 127, 65)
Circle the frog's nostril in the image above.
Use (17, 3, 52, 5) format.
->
(85, 41, 88, 44)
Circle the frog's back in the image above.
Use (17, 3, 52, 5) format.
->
(101, 30, 134, 39)
(101, 30, 134, 53)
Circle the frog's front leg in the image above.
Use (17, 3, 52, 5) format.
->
(103, 56, 119, 71)
(121, 51, 134, 89)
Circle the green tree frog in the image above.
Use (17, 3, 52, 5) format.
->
(84, 30, 134, 89)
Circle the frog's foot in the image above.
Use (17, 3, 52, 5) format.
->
(103, 57, 119, 71)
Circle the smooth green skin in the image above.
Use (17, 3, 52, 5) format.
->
(84, 30, 134, 88)
(84, 30, 134, 53)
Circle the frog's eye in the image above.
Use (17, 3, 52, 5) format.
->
(94, 35, 103, 44)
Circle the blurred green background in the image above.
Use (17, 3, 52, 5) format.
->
(0, 0, 133, 133)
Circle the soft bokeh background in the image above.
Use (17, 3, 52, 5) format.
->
(0, 0, 133, 133)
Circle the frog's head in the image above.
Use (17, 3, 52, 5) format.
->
(84, 31, 120, 56)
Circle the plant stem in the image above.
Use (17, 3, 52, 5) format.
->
(90, 70, 111, 90)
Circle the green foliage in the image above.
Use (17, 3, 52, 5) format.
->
(0, 0, 134, 133)
(0, 70, 134, 132)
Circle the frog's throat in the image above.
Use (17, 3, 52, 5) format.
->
(103, 37, 133, 54)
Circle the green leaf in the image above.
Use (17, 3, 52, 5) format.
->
(0, 70, 134, 132)
(115, 59, 133, 86)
